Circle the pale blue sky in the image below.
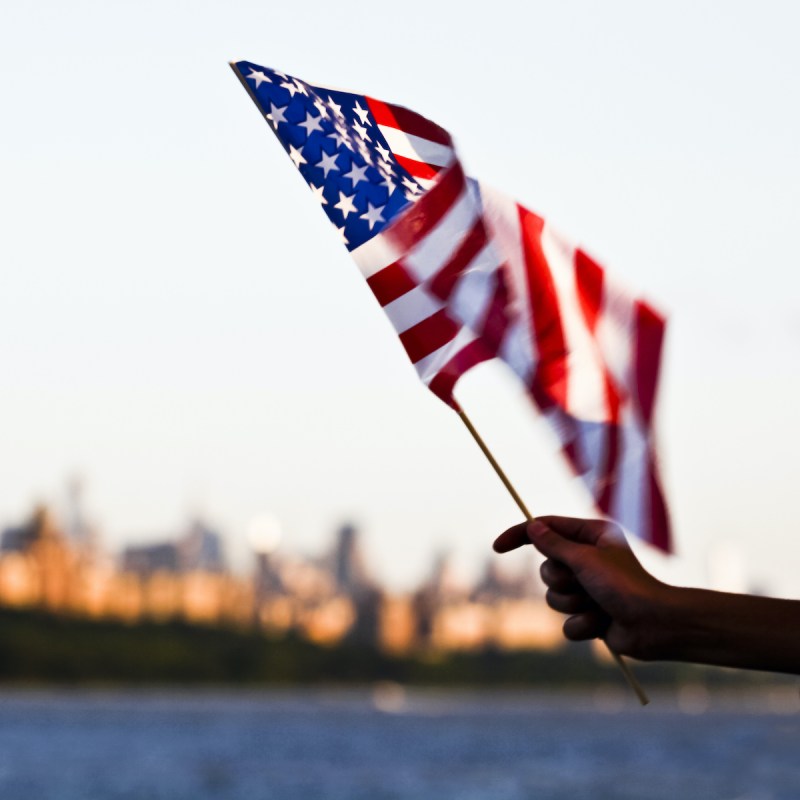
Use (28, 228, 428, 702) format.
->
(2, 1, 799, 592)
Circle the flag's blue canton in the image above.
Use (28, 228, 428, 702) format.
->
(236, 61, 424, 252)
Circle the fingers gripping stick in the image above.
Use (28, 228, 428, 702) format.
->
(457, 407, 649, 706)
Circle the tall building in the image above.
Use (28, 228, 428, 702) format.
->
(121, 519, 226, 575)
(330, 523, 372, 594)
(412, 550, 464, 648)
(0, 505, 75, 610)
(329, 523, 382, 646)
(180, 520, 227, 573)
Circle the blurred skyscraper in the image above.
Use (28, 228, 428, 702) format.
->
(328, 523, 383, 646)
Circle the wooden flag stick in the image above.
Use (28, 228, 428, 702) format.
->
(457, 407, 650, 706)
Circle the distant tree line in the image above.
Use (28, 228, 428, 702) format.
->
(0, 607, 782, 689)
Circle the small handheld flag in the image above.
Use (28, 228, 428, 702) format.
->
(230, 59, 670, 704)
(230, 60, 670, 555)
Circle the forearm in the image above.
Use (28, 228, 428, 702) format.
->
(646, 586, 800, 674)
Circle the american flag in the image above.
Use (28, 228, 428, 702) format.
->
(230, 60, 503, 402)
(231, 60, 671, 551)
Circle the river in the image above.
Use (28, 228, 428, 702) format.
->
(0, 687, 797, 799)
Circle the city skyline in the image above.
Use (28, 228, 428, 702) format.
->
(0, 476, 544, 590)
(0, 490, 561, 655)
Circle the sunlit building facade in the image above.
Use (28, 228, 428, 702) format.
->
(0, 496, 559, 655)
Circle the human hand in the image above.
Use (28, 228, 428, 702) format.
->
(493, 516, 672, 660)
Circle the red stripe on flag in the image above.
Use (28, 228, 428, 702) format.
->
(518, 206, 569, 410)
(596, 422, 622, 516)
(478, 274, 512, 353)
(399, 309, 459, 364)
(365, 97, 452, 146)
(574, 248, 604, 332)
(634, 300, 666, 425)
(551, 411, 585, 474)
(646, 460, 672, 552)
(387, 161, 466, 253)
(393, 154, 442, 180)
(428, 339, 495, 407)
(603, 373, 622, 425)
(561, 436, 584, 478)
(574, 249, 622, 423)
(367, 262, 417, 306)
(428, 218, 488, 302)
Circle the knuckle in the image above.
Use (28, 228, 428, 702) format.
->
(544, 587, 560, 610)
(563, 612, 605, 642)
(562, 616, 586, 641)
(539, 560, 557, 585)
(547, 589, 583, 614)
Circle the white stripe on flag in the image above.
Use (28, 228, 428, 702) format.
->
(448, 241, 505, 330)
(595, 275, 636, 395)
(478, 183, 533, 336)
(378, 126, 454, 167)
(383, 285, 443, 334)
(402, 189, 478, 282)
(540, 224, 610, 423)
(608, 405, 649, 537)
(572, 418, 611, 497)
(351, 232, 401, 279)
(498, 317, 535, 384)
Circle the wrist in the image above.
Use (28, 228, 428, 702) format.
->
(637, 585, 756, 666)
(630, 581, 691, 662)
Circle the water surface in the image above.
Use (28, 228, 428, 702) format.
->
(0, 688, 797, 799)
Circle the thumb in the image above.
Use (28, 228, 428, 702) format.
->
(527, 519, 585, 567)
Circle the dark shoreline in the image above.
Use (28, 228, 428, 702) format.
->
(0, 607, 787, 689)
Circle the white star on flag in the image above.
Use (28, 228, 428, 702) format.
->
(333, 191, 357, 219)
(357, 146, 374, 166)
(353, 121, 370, 142)
(289, 145, 307, 168)
(267, 102, 287, 129)
(281, 80, 300, 97)
(247, 69, 271, 88)
(328, 130, 347, 149)
(343, 162, 369, 187)
(353, 101, 371, 125)
(374, 141, 392, 163)
(327, 97, 344, 118)
(309, 183, 327, 205)
(360, 202, 385, 230)
(316, 150, 340, 177)
(334, 120, 353, 144)
(298, 112, 324, 136)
